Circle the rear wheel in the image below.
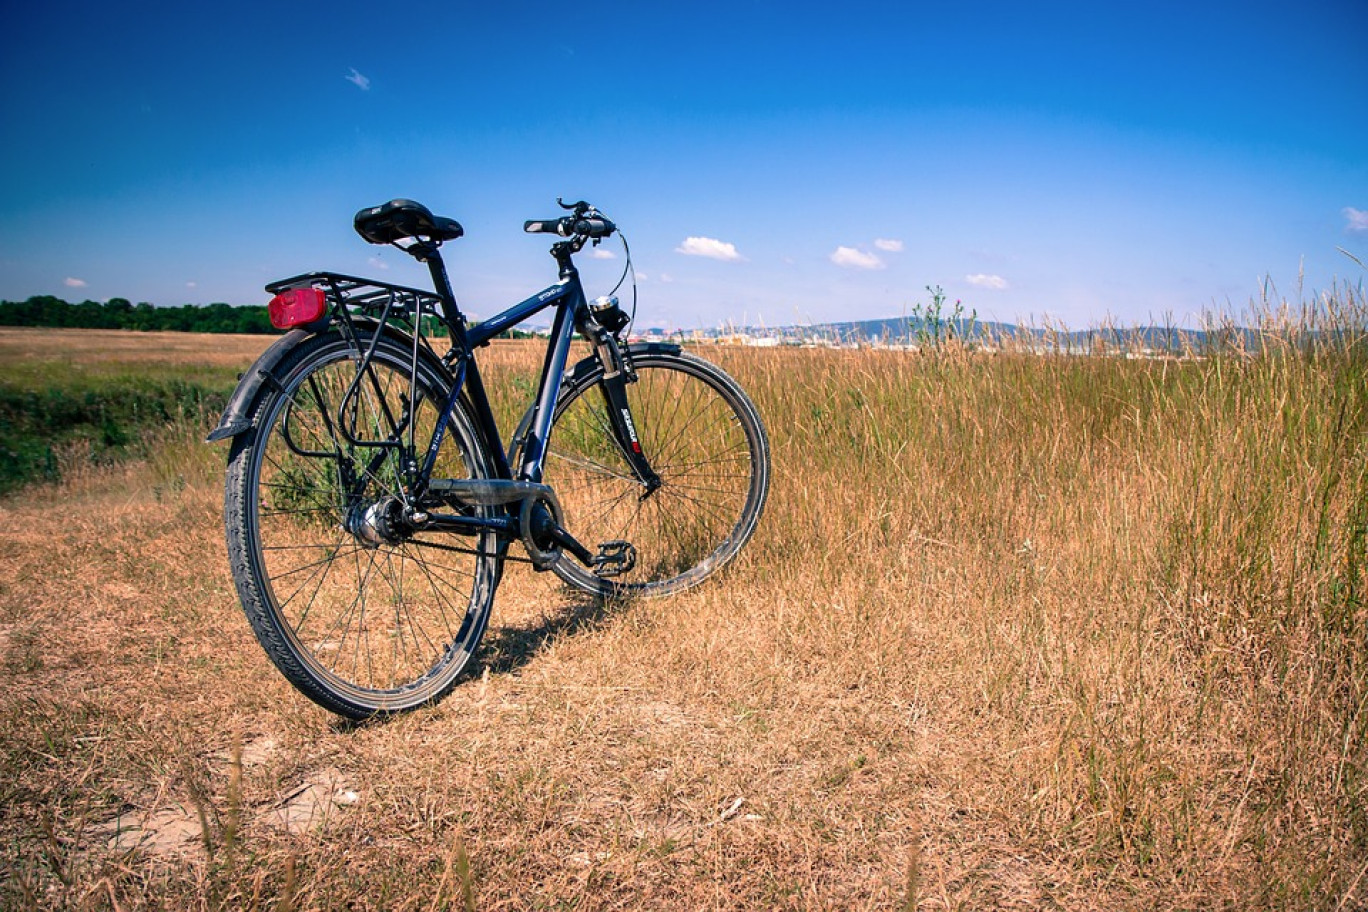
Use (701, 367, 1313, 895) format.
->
(224, 330, 500, 719)
(540, 350, 769, 596)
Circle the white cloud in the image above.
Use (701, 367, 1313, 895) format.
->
(345, 68, 371, 91)
(186, 281, 198, 288)
(874, 238, 904, 252)
(676, 237, 744, 261)
(589, 248, 617, 260)
(64, 277, 87, 288)
(367, 256, 389, 271)
(830, 246, 884, 270)
(1346, 207, 1368, 232)
(966, 273, 1009, 290)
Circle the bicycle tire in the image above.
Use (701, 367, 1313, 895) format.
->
(541, 349, 769, 596)
(224, 329, 500, 719)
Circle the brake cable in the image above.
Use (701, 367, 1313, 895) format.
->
(603, 230, 638, 334)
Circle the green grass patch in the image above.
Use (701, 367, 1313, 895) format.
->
(0, 377, 231, 494)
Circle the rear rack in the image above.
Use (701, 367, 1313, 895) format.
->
(265, 272, 455, 456)
(266, 271, 446, 320)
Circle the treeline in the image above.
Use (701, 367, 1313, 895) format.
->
(0, 296, 275, 334)
(0, 296, 545, 339)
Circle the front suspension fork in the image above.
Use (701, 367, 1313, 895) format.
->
(590, 328, 663, 497)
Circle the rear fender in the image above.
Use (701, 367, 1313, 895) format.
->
(205, 321, 453, 443)
(205, 329, 312, 442)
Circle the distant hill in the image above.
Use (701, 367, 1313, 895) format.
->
(726, 315, 1264, 354)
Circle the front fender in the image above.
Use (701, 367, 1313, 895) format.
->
(508, 341, 684, 455)
(206, 329, 312, 443)
(559, 341, 683, 397)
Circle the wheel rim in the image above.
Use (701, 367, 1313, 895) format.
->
(544, 356, 766, 594)
(247, 345, 495, 705)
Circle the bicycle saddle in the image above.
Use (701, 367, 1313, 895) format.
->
(354, 199, 464, 245)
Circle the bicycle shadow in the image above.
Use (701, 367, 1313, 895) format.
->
(476, 589, 625, 677)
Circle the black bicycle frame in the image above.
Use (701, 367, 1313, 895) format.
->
(424, 272, 582, 488)
(415, 237, 655, 503)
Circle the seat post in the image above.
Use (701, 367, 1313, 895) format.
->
(412, 243, 465, 330)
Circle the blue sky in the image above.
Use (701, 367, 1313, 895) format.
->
(2, 0, 1365, 331)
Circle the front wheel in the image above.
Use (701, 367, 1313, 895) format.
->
(541, 349, 770, 597)
(223, 329, 500, 719)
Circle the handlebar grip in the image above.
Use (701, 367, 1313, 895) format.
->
(524, 219, 568, 235)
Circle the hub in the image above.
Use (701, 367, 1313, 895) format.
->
(343, 496, 408, 548)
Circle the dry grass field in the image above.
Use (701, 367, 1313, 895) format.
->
(2, 297, 1366, 910)
(0, 327, 270, 384)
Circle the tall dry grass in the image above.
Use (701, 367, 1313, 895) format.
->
(705, 283, 1368, 905)
(1, 289, 1365, 909)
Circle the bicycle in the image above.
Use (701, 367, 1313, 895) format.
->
(208, 198, 771, 719)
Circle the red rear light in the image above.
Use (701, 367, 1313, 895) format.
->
(268, 287, 328, 330)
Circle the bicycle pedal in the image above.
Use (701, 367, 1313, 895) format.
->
(592, 540, 636, 578)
